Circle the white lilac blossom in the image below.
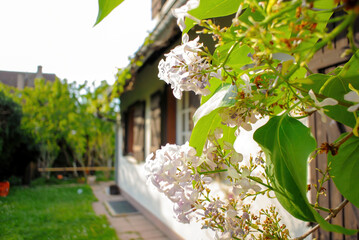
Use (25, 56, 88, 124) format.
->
(219, 107, 258, 132)
(144, 135, 266, 238)
(144, 142, 211, 223)
(203, 198, 248, 239)
(239, 74, 255, 98)
(223, 141, 243, 164)
(307, 89, 338, 122)
(158, 34, 211, 99)
(172, 0, 200, 32)
(344, 87, 359, 112)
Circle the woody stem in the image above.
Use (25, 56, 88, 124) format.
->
(294, 199, 349, 240)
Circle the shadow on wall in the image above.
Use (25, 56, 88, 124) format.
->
(119, 156, 163, 217)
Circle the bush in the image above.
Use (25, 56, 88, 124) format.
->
(0, 91, 39, 182)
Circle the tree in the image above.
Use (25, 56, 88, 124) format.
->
(0, 90, 37, 181)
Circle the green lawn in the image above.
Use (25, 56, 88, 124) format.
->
(0, 184, 118, 240)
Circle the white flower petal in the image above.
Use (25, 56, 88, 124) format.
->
(317, 98, 338, 107)
(308, 89, 318, 103)
(344, 91, 359, 102)
(348, 103, 359, 112)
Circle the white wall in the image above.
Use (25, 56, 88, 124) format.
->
(235, 118, 311, 238)
(117, 155, 215, 240)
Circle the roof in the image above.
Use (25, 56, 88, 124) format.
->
(0, 66, 56, 89)
(121, 0, 186, 92)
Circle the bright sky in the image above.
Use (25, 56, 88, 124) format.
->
(0, 0, 155, 85)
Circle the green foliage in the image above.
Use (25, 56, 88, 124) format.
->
(0, 91, 22, 163)
(94, 0, 124, 26)
(254, 115, 357, 235)
(0, 91, 36, 181)
(0, 77, 116, 179)
(0, 185, 118, 240)
(194, 84, 237, 122)
(190, 110, 237, 156)
(319, 50, 359, 127)
(254, 115, 316, 221)
(329, 134, 359, 208)
(214, 44, 254, 71)
(184, 0, 243, 33)
(190, 84, 237, 155)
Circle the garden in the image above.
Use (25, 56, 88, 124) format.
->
(1, 0, 359, 239)
(0, 77, 117, 186)
(0, 76, 118, 239)
(0, 184, 118, 240)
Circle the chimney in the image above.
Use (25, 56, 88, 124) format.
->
(17, 74, 25, 89)
(35, 65, 43, 79)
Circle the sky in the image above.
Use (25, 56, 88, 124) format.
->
(0, 0, 155, 85)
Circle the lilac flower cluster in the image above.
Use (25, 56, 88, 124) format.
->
(144, 128, 265, 238)
(158, 34, 211, 99)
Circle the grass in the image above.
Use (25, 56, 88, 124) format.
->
(0, 184, 118, 240)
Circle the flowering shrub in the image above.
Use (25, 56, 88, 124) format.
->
(148, 0, 359, 238)
(97, 0, 359, 238)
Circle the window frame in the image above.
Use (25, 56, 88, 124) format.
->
(176, 91, 200, 145)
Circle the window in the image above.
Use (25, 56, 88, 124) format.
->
(123, 106, 134, 155)
(163, 85, 177, 144)
(123, 101, 145, 162)
(150, 92, 162, 154)
(176, 91, 200, 145)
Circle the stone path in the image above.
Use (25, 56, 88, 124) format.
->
(91, 181, 170, 240)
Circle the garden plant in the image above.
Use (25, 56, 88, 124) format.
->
(97, 0, 359, 239)
(0, 78, 116, 181)
(0, 184, 118, 239)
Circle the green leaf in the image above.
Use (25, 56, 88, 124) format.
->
(237, 6, 264, 26)
(319, 50, 359, 127)
(190, 0, 242, 20)
(190, 111, 221, 156)
(94, 0, 124, 26)
(190, 84, 237, 157)
(253, 115, 317, 221)
(193, 84, 237, 123)
(329, 134, 359, 208)
(254, 115, 358, 235)
(213, 44, 253, 71)
(314, 211, 358, 235)
(201, 78, 227, 105)
(190, 110, 236, 156)
(190, 84, 237, 156)
(183, 0, 244, 33)
(294, 73, 330, 93)
(293, 0, 334, 54)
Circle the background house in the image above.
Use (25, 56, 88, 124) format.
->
(113, 0, 313, 239)
(0, 65, 56, 89)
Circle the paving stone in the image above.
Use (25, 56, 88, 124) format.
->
(90, 182, 172, 240)
(132, 223, 157, 231)
(144, 237, 170, 240)
(139, 229, 167, 238)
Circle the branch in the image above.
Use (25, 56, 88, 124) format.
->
(294, 199, 349, 240)
(333, 132, 354, 149)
